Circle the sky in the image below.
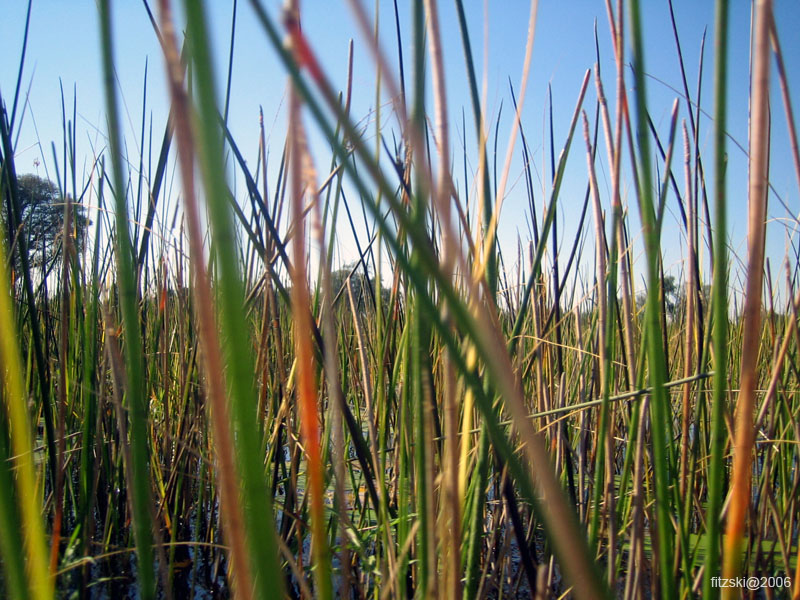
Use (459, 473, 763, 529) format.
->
(1, 1, 799, 307)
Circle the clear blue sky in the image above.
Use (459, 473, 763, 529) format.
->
(2, 1, 799, 305)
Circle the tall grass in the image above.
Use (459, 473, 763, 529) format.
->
(1, 0, 799, 598)
(0, 136, 51, 600)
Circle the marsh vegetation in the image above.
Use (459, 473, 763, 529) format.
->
(0, 0, 799, 598)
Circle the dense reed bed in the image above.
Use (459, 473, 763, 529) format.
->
(1, 0, 799, 598)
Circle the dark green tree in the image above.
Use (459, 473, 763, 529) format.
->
(329, 262, 391, 312)
(636, 274, 680, 318)
(3, 173, 88, 271)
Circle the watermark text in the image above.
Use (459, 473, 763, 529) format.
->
(710, 576, 791, 591)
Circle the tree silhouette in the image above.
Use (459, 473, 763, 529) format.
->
(3, 174, 88, 272)
(329, 262, 391, 313)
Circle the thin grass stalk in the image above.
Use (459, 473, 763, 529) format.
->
(410, 295, 435, 596)
(50, 177, 73, 576)
(287, 124, 332, 600)
(346, 278, 382, 495)
(594, 18, 640, 583)
(463, 409, 489, 600)
(478, 0, 538, 290)
(365, 8, 401, 592)
(722, 0, 772, 590)
(509, 71, 590, 354)
(768, 17, 800, 202)
(421, 0, 461, 596)
(602, 0, 636, 390)
(395, 321, 413, 596)
(678, 123, 696, 503)
(407, 3, 436, 595)
(453, 373, 711, 436)
(97, 3, 156, 597)
(313, 183, 352, 600)
(451, 1, 497, 586)
(7, 0, 33, 131)
(79, 162, 103, 560)
(343, 0, 471, 286)
(583, 109, 622, 589)
(452, 0, 494, 291)
(584, 108, 609, 548)
(755, 284, 800, 430)
(657, 104, 696, 592)
(131, 65, 148, 255)
(703, 0, 731, 595)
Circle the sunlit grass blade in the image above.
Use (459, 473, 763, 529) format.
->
(0, 400, 29, 600)
(0, 173, 51, 600)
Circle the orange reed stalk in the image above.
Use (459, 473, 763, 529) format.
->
(285, 3, 332, 598)
(722, 0, 772, 592)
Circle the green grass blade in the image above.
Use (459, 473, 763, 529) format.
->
(626, 0, 675, 596)
(97, 2, 156, 598)
(181, 2, 283, 597)
(703, 0, 730, 596)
